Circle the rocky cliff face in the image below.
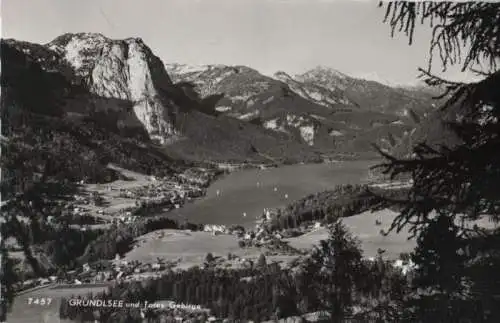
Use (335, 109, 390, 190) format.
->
(2, 35, 321, 164)
(46, 33, 180, 143)
(4, 32, 440, 161)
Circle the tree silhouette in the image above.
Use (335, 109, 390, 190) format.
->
(411, 215, 466, 295)
(257, 253, 267, 268)
(205, 253, 215, 264)
(369, 2, 500, 321)
(386, 132, 397, 147)
(407, 109, 421, 125)
(306, 221, 364, 321)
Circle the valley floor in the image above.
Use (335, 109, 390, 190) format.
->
(11, 159, 499, 323)
(124, 209, 417, 270)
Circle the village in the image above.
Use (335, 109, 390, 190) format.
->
(55, 166, 216, 229)
(17, 179, 419, 297)
(12, 165, 417, 323)
(17, 206, 306, 295)
(13, 167, 217, 293)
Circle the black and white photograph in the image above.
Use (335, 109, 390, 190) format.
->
(1, 0, 500, 322)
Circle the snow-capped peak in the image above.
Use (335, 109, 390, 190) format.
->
(302, 65, 348, 80)
(351, 72, 396, 86)
(165, 63, 211, 75)
(274, 67, 353, 107)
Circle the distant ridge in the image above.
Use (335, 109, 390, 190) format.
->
(167, 62, 439, 157)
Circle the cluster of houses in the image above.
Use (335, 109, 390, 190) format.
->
(365, 256, 417, 275)
(57, 167, 217, 232)
(64, 197, 100, 217)
(17, 256, 179, 294)
(262, 311, 332, 323)
(368, 180, 413, 190)
(174, 168, 215, 187)
(239, 227, 280, 248)
(113, 213, 139, 224)
(392, 258, 417, 275)
(145, 305, 223, 323)
(72, 193, 95, 206)
(117, 179, 206, 213)
(202, 253, 256, 270)
(202, 219, 275, 246)
(111, 257, 174, 281)
(57, 256, 176, 287)
(69, 169, 214, 224)
(202, 224, 228, 235)
(18, 276, 58, 292)
(118, 183, 189, 205)
(237, 208, 313, 247)
(202, 224, 250, 237)
(237, 226, 303, 257)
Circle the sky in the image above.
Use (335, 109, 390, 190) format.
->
(1, 0, 483, 85)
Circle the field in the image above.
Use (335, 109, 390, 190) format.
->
(125, 230, 274, 269)
(4, 161, 442, 323)
(79, 165, 156, 221)
(11, 205, 498, 322)
(9, 285, 109, 323)
(126, 209, 416, 269)
(287, 209, 414, 259)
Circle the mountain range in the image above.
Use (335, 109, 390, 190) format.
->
(2, 32, 444, 184)
(166, 62, 441, 157)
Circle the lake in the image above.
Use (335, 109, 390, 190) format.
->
(7, 160, 379, 322)
(168, 160, 379, 227)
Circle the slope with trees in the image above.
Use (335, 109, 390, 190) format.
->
(368, 2, 500, 322)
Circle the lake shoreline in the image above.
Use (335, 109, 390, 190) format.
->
(165, 159, 381, 228)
